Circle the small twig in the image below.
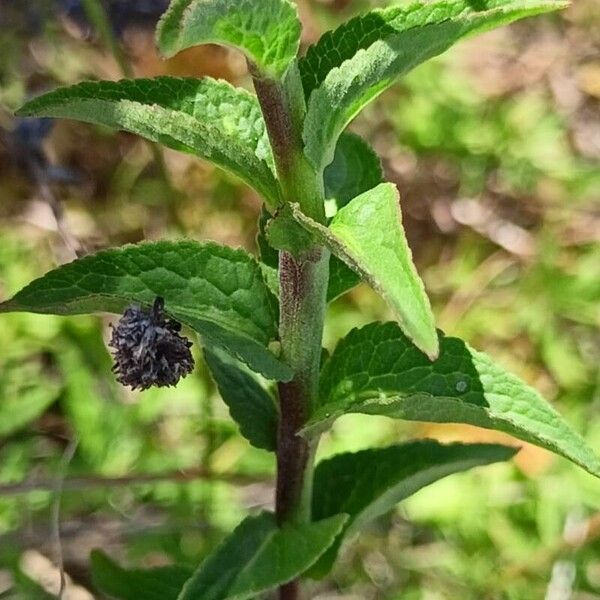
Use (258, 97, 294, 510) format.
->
(0, 468, 267, 497)
(31, 161, 85, 259)
(81, 0, 133, 78)
(50, 436, 79, 599)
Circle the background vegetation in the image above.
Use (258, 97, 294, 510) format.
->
(0, 0, 599, 597)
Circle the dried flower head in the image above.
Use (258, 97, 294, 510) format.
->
(109, 297, 194, 390)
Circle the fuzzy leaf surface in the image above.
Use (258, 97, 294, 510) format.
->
(309, 440, 516, 576)
(17, 77, 279, 206)
(307, 322, 600, 478)
(0, 241, 292, 381)
(293, 183, 438, 358)
(178, 512, 347, 600)
(204, 345, 278, 451)
(302, 0, 568, 170)
(91, 550, 192, 600)
(157, 0, 301, 78)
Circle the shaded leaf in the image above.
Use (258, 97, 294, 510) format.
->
(178, 512, 347, 600)
(0, 241, 292, 381)
(326, 256, 361, 303)
(204, 345, 278, 451)
(307, 322, 600, 478)
(321, 132, 383, 301)
(293, 183, 438, 358)
(257, 208, 280, 269)
(266, 206, 316, 257)
(324, 132, 383, 211)
(17, 77, 279, 206)
(91, 550, 192, 600)
(157, 0, 301, 78)
(310, 440, 517, 576)
(302, 0, 568, 170)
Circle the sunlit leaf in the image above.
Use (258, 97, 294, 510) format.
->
(18, 77, 279, 206)
(0, 241, 292, 381)
(157, 0, 301, 78)
(302, 0, 568, 171)
(306, 322, 600, 479)
(293, 183, 438, 358)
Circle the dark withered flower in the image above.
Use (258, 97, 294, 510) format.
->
(109, 297, 195, 390)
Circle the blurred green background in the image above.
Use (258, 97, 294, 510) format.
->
(0, 0, 599, 598)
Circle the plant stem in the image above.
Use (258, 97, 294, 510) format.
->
(251, 65, 325, 223)
(252, 64, 329, 600)
(276, 249, 328, 525)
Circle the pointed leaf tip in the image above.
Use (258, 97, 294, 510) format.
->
(292, 183, 438, 358)
(313, 322, 600, 478)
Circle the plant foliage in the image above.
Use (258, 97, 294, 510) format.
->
(4, 0, 592, 597)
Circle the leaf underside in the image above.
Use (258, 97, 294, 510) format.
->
(309, 440, 517, 576)
(293, 183, 438, 358)
(308, 322, 600, 478)
(178, 512, 348, 600)
(17, 77, 280, 206)
(157, 0, 301, 78)
(203, 345, 278, 451)
(302, 0, 568, 171)
(0, 241, 292, 381)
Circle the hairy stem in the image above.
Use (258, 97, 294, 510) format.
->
(252, 65, 325, 223)
(253, 64, 328, 600)
(276, 249, 328, 525)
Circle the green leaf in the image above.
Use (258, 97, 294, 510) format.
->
(310, 440, 516, 577)
(157, 0, 301, 79)
(302, 0, 568, 170)
(257, 208, 360, 303)
(90, 550, 193, 600)
(266, 206, 316, 257)
(321, 133, 383, 302)
(308, 322, 600, 478)
(326, 256, 361, 303)
(17, 77, 280, 206)
(324, 132, 383, 212)
(257, 208, 280, 270)
(0, 241, 292, 381)
(203, 345, 278, 451)
(178, 512, 347, 600)
(293, 183, 438, 359)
